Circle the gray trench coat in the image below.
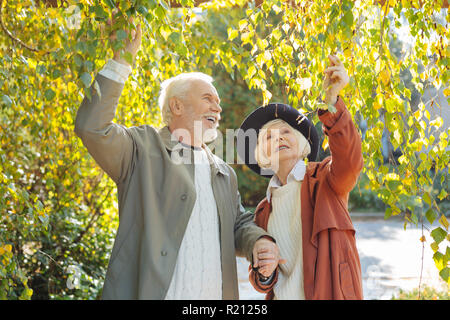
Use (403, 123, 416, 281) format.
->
(74, 74, 269, 299)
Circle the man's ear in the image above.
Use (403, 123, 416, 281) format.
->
(169, 97, 184, 116)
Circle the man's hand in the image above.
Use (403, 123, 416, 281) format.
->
(252, 237, 286, 278)
(323, 55, 349, 105)
(108, 10, 142, 67)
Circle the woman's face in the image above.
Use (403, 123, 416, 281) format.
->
(260, 121, 300, 168)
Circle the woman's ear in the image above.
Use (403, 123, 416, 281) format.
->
(169, 97, 184, 116)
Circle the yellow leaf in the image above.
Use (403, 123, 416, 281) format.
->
(439, 215, 449, 231)
(379, 68, 391, 86)
(443, 88, 450, 97)
(344, 48, 352, 58)
(5, 244, 12, 252)
(373, 100, 382, 110)
(322, 136, 329, 150)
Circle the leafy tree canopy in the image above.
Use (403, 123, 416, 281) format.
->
(0, 0, 448, 299)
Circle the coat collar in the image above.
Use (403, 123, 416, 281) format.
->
(158, 125, 180, 152)
(158, 126, 228, 176)
(266, 159, 307, 203)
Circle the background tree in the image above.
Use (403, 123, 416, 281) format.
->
(0, 0, 448, 299)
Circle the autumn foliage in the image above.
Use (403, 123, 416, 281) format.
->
(0, 0, 448, 299)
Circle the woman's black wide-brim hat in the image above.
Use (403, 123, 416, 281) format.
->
(236, 103, 319, 178)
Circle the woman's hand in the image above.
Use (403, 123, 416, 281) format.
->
(323, 55, 349, 105)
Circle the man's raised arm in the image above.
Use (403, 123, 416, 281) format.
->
(74, 17, 142, 184)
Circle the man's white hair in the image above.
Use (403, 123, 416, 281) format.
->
(158, 72, 214, 126)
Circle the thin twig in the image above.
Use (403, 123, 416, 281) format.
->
(418, 212, 424, 299)
(0, 0, 49, 54)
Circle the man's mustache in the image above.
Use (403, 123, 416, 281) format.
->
(203, 112, 221, 123)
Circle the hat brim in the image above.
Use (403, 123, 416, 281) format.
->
(236, 103, 319, 178)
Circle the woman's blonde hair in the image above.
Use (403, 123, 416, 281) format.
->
(254, 119, 311, 169)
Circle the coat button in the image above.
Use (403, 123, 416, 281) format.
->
(161, 251, 167, 256)
(180, 194, 187, 201)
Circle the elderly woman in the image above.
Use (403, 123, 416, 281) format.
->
(237, 55, 364, 300)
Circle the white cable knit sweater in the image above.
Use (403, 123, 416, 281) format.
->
(165, 148, 222, 299)
(267, 180, 305, 300)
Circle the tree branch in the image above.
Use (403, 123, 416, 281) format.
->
(0, 0, 49, 54)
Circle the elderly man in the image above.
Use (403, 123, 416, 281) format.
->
(74, 21, 282, 299)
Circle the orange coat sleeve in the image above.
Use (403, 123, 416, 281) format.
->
(318, 96, 364, 195)
(248, 265, 279, 294)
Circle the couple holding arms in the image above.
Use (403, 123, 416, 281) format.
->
(74, 18, 363, 300)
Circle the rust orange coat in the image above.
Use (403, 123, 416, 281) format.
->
(249, 97, 364, 300)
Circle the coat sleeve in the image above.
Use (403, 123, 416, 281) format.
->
(248, 262, 278, 294)
(247, 201, 278, 294)
(230, 171, 271, 262)
(318, 96, 364, 195)
(233, 191, 272, 262)
(74, 74, 135, 184)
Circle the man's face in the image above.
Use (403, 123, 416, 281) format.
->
(181, 80, 222, 143)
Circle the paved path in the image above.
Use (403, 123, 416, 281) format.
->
(237, 214, 448, 300)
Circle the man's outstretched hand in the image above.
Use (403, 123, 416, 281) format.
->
(108, 10, 142, 68)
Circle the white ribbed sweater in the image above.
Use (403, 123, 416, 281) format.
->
(267, 180, 305, 300)
(164, 149, 222, 299)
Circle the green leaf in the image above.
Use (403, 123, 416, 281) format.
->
(438, 189, 448, 201)
(439, 267, 449, 283)
(439, 214, 449, 230)
(431, 227, 447, 244)
(168, 32, 182, 45)
(342, 10, 354, 27)
(52, 68, 61, 79)
(425, 208, 437, 225)
(1, 94, 13, 106)
(384, 207, 392, 219)
(122, 52, 133, 66)
(116, 30, 128, 41)
(36, 64, 46, 75)
(137, 5, 148, 15)
(227, 28, 238, 41)
(44, 89, 56, 101)
(104, 0, 115, 9)
(423, 192, 432, 206)
(74, 55, 83, 67)
(433, 251, 446, 270)
(94, 5, 107, 19)
(430, 241, 439, 252)
(155, 6, 165, 20)
(80, 72, 92, 88)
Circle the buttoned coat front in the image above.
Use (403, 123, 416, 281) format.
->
(74, 75, 269, 299)
(249, 97, 364, 300)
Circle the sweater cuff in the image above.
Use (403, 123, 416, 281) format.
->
(259, 270, 276, 285)
(98, 59, 132, 84)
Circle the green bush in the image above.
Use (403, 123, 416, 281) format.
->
(349, 173, 387, 212)
(391, 284, 449, 300)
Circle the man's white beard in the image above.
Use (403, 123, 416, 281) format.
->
(191, 118, 219, 144)
(203, 127, 218, 144)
